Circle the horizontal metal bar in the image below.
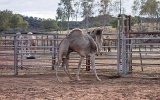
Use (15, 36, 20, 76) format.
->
(0, 64, 14, 67)
(129, 32, 160, 34)
(103, 33, 117, 35)
(127, 43, 160, 46)
(126, 38, 160, 40)
(132, 63, 160, 66)
(129, 51, 160, 54)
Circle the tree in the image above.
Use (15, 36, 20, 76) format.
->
(132, 0, 141, 16)
(111, 0, 126, 15)
(10, 14, 28, 29)
(73, 0, 80, 22)
(56, 3, 66, 33)
(24, 16, 43, 30)
(140, 0, 160, 30)
(99, 0, 110, 15)
(81, 0, 95, 30)
(0, 10, 12, 31)
(41, 19, 58, 31)
(0, 10, 28, 32)
(140, 0, 159, 17)
(57, 0, 74, 32)
(56, 3, 66, 21)
(98, 0, 111, 29)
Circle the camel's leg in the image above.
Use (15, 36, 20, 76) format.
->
(103, 44, 106, 52)
(108, 47, 111, 52)
(55, 60, 62, 82)
(63, 58, 73, 80)
(76, 56, 84, 81)
(90, 54, 101, 81)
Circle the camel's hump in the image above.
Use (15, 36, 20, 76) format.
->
(68, 28, 84, 37)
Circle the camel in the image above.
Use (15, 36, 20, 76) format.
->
(103, 35, 112, 52)
(56, 28, 103, 82)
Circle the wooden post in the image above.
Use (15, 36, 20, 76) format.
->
(86, 56, 90, 71)
(52, 34, 56, 70)
(138, 46, 143, 71)
(127, 15, 132, 72)
(123, 15, 132, 73)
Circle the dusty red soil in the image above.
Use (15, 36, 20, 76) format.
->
(0, 51, 160, 100)
(0, 70, 159, 100)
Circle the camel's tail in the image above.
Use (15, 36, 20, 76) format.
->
(88, 36, 97, 53)
(58, 38, 70, 61)
(56, 38, 70, 82)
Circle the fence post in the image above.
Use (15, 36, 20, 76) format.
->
(127, 15, 132, 72)
(117, 15, 121, 76)
(122, 15, 127, 76)
(86, 56, 90, 71)
(138, 45, 143, 71)
(128, 38, 133, 72)
(14, 35, 18, 75)
(52, 34, 56, 70)
(125, 16, 130, 73)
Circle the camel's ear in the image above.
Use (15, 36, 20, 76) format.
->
(92, 29, 95, 33)
(95, 29, 103, 35)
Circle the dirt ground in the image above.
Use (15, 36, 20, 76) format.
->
(0, 69, 160, 100)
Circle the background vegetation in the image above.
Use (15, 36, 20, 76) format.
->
(0, 0, 159, 33)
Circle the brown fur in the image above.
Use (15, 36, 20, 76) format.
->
(56, 28, 103, 82)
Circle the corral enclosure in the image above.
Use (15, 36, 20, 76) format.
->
(0, 31, 160, 100)
(1, 32, 159, 75)
(0, 31, 119, 75)
(0, 16, 160, 99)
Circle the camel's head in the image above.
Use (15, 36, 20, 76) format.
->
(90, 28, 103, 53)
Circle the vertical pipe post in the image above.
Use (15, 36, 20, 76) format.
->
(128, 38, 133, 73)
(14, 35, 18, 75)
(117, 15, 121, 76)
(19, 34, 23, 69)
(125, 16, 129, 73)
(128, 15, 132, 72)
(122, 15, 127, 76)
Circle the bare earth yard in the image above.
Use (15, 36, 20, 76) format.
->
(0, 70, 159, 100)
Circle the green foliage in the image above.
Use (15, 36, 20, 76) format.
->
(0, 10, 12, 31)
(56, 6, 66, 21)
(132, 0, 159, 17)
(57, 0, 74, 31)
(0, 10, 28, 32)
(57, 21, 68, 30)
(10, 14, 28, 29)
(24, 16, 43, 30)
(109, 19, 118, 28)
(99, 0, 110, 15)
(41, 19, 58, 31)
(94, 22, 101, 27)
(131, 16, 141, 24)
(60, 0, 74, 19)
(81, 0, 94, 18)
(140, 0, 159, 17)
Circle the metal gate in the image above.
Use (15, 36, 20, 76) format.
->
(0, 31, 120, 75)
